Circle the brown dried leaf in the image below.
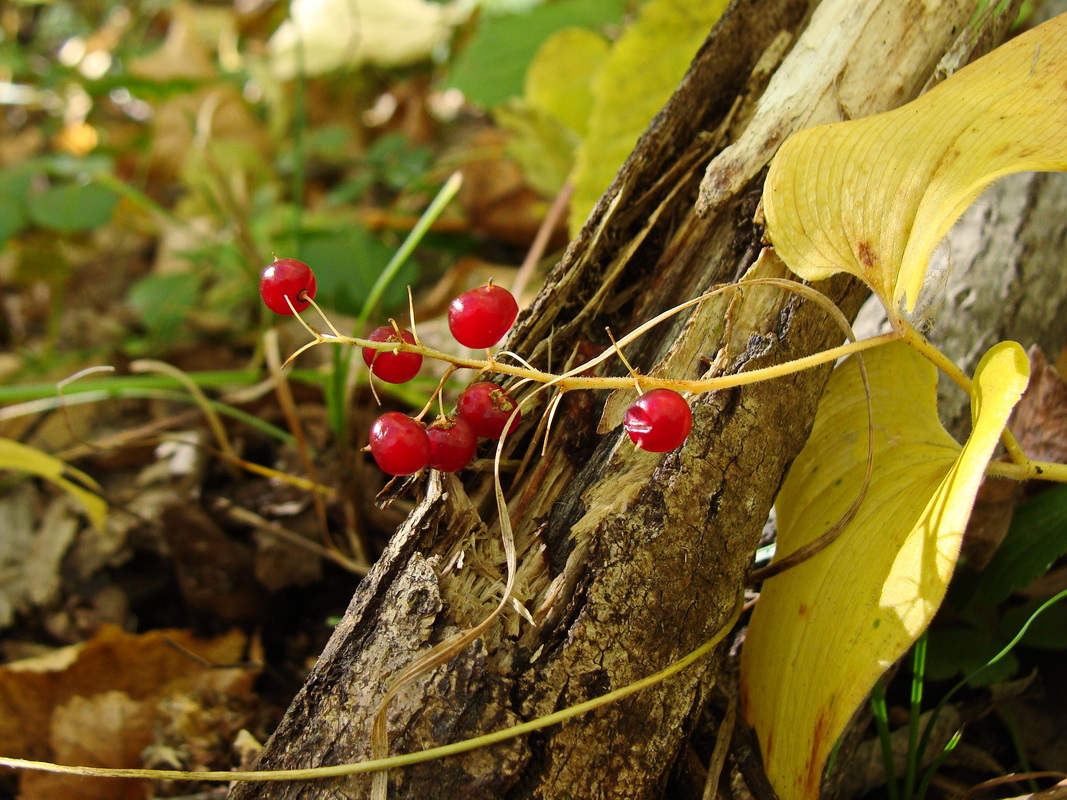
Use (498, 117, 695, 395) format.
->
(1011, 346, 1067, 464)
(20, 691, 155, 800)
(0, 625, 249, 761)
(458, 129, 566, 248)
(962, 476, 1023, 572)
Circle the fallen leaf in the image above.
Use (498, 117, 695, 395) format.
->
(1011, 346, 1067, 465)
(160, 501, 265, 624)
(764, 14, 1067, 317)
(129, 6, 268, 180)
(15, 496, 80, 617)
(127, 4, 219, 81)
(458, 129, 562, 247)
(0, 625, 250, 762)
(741, 340, 1029, 800)
(20, 691, 155, 800)
(962, 476, 1022, 572)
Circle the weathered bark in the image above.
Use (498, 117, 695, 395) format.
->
(230, 1, 1019, 798)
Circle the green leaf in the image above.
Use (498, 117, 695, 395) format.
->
(0, 165, 36, 244)
(0, 438, 107, 532)
(297, 226, 407, 317)
(973, 483, 1067, 605)
(0, 195, 27, 245)
(127, 272, 201, 341)
(366, 133, 434, 192)
(448, 0, 627, 107)
(925, 623, 1018, 684)
(765, 14, 1067, 317)
(569, 0, 729, 231)
(741, 341, 1029, 800)
(27, 181, 119, 233)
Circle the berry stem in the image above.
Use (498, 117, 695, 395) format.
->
(289, 322, 901, 394)
(416, 365, 459, 422)
(302, 294, 342, 337)
(985, 458, 1067, 483)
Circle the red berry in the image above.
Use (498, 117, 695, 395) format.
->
(426, 415, 478, 472)
(623, 389, 692, 452)
(456, 382, 521, 439)
(362, 326, 423, 384)
(260, 258, 317, 315)
(368, 412, 430, 476)
(448, 283, 519, 349)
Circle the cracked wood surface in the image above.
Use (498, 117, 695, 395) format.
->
(228, 0, 1015, 797)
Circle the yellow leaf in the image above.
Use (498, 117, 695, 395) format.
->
(0, 438, 107, 532)
(764, 14, 1067, 315)
(569, 0, 729, 232)
(525, 27, 610, 139)
(740, 341, 1029, 800)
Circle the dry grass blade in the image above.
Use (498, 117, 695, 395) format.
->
(130, 359, 238, 468)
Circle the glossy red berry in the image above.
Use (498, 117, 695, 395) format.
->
(260, 258, 317, 315)
(426, 415, 478, 472)
(623, 389, 692, 452)
(448, 283, 519, 349)
(456, 382, 521, 439)
(362, 326, 423, 384)
(368, 412, 430, 476)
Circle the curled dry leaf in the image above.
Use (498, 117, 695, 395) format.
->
(764, 14, 1067, 318)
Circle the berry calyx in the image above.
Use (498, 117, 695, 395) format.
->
(368, 412, 430, 476)
(426, 415, 478, 472)
(456, 382, 521, 439)
(362, 326, 423, 384)
(448, 283, 519, 349)
(623, 389, 692, 453)
(260, 257, 317, 315)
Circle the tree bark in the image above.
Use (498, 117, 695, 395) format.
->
(230, 1, 1018, 798)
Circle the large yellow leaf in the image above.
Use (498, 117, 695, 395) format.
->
(0, 438, 107, 532)
(740, 341, 1029, 800)
(764, 14, 1067, 315)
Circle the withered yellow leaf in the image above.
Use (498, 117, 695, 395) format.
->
(740, 341, 1029, 800)
(764, 14, 1067, 315)
(0, 438, 107, 532)
(525, 27, 609, 139)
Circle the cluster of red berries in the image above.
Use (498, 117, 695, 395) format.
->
(260, 257, 694, 475)
(368, 382, 521, 475)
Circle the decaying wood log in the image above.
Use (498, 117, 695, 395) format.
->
(230, 1, 1021, 798)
